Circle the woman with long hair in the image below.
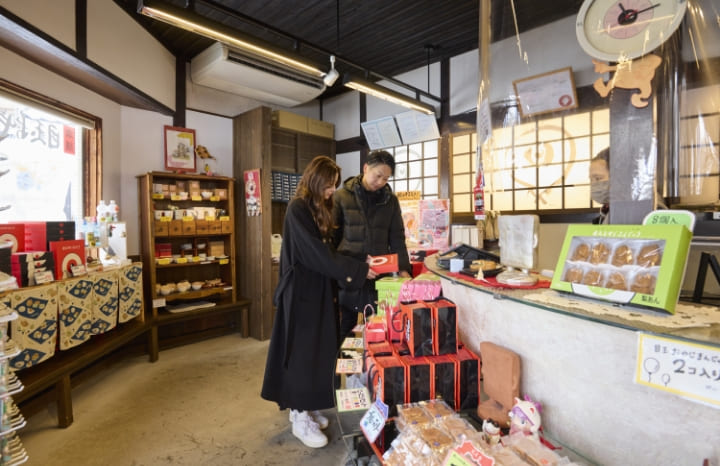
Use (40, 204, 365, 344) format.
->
(261, 156, 377, 448)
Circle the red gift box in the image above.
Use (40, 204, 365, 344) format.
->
(452, 346, 481, 411)
(0, 224, 25, 253)
(368, 253, 399, 275)
(400, 300, 433, 357)
(367, 354, 406, 418)
(427, 298, 458, 355)
(399, 354, 432, 403)
(49, 239, 86, 279)
(426, 354, 458, 410)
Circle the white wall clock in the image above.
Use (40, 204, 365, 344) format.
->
(576, 0, 688, 62)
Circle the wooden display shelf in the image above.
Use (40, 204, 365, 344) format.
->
(14, 319, 149, 428)
(147, 298, 251, 361)
(155, 258, 231, 268)
(157, 286, 230, 303)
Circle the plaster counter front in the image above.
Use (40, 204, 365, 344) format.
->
(424, 255, 720, 466)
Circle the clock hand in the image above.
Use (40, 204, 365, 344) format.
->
(636, 3, 661, 15)
(617, 3, 660, 25)
(618, 3, 627, 12)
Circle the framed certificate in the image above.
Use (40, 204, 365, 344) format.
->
(513, 67, 578, 118)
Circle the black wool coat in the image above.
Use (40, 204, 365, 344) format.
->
(261, 198, 368, 411)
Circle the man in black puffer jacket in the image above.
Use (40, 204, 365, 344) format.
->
(333, 150, 412, 338)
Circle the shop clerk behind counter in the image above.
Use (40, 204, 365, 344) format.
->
(589, 147, 610, 224)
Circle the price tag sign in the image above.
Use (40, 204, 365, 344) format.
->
(636, 333, 720, 407)
(152, 193, 165, 200)
(34, 270, 55, 284)
(191, 195, 202, 201)
(359, 398, 387, 443)
(442, 440, 495, 466)
(71, 264, 88, 277)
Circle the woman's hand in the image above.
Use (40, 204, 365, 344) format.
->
(366, 256, 378, 279)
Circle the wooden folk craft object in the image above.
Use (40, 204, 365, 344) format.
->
(592, 54, 663, 108)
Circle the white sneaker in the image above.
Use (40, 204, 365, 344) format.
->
(289, 409, 329, 430)
(291, 410, 328, 448)
(310, 410, 329, 430)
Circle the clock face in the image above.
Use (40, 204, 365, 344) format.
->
(576, 0, 688, 61)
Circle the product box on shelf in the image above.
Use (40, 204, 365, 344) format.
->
(550, 224, 692, 314)
(0, 224, 24, 253)
(375, 276, 410, 316)
(49, 240, 85, 280)
(452, 346, 481, 411)
(400, 301, 433, 357)
(367, 354, 406, 418)
(11, 251, 55, 287)
(426, 298, 458, 355)
(20, 221, 75, 251)
(426, 354, 457, 410)
(399, 354, 432, 403)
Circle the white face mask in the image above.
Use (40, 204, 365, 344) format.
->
(591, 180, 609, 204)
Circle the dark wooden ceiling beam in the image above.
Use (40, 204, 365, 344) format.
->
(0, 6, 173, 115)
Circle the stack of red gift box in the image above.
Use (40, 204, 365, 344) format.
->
(364, 297, 481, 418)
(0, 221, 83, 286)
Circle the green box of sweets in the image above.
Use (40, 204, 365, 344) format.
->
(550, 224, 692, 314)
(375, 276, 411, 316)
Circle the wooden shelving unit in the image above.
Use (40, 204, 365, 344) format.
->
(137, 171, 249, 360)
(233, 106, 335, 340)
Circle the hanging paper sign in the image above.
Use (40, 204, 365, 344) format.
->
(244, 169, 262, 216)
(635, 333, 720, 408)
(360, 398, 388, 443)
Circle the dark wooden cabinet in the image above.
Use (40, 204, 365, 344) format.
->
(234, 106, 335, 339)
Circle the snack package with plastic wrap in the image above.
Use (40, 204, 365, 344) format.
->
(396, 402, 434, 431)
(421, 398, 456, 420)
(551, 225, 691, 314)
(505, 434, 563, 466)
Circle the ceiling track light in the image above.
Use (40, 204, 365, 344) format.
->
(323, 55, 339, 87)
(138, 0, 331, 80)
(343, 75, 436, 115)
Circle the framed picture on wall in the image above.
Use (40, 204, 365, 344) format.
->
(513, 67, 578, 118)
(164, 125, 196, 172)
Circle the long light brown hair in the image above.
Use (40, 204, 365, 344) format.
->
(294, 155, 340, 237)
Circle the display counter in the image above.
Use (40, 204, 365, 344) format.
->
(425, 254, 720, 466)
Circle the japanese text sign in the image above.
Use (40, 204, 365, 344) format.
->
(635, 333, 720, 408)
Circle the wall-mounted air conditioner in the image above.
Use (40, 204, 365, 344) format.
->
(190, 42, 326, 107)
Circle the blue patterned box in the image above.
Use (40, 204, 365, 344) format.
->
(9, 283, 58, 369)
(119, 263, 143, 323)
(58, 277, 94, 350)
(90, 269, 119, 335)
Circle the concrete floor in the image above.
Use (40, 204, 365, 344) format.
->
(19, 335, 355, 466)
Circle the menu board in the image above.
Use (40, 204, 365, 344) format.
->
(395, 110, 440, 145)
(361, 116, 402, 149)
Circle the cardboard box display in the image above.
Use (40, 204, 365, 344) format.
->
(307, 117, 334, 139)
(272, 110, 308, 133)
(208, 241, 225, 257)
(550, 224, 692, 313)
